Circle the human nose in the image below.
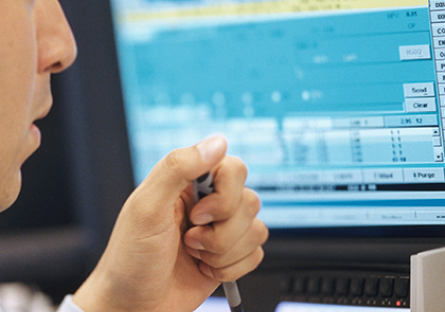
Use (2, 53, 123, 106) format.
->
(35, 0, 77, 74)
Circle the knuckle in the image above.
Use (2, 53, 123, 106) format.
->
(234, 159, 248, 179)
(244, 189, 261, 216)
(217, 200, 233, 218)
(210, 237, 230, 254)
(213, 268, 234, 282)
(163, 148, 183, 175)
(256, 247, 265, 263)
(203, 253, 226, 269)
(225, 156, 248, 180)
(203, 229, 231, 254)
(217, 248, 265, 282)
(252, 247, 265, 269)
(254, 219, 269, 245)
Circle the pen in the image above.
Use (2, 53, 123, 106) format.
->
(193, 172, 245, 312)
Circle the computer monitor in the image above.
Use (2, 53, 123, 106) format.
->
(110, 0, 445, 232)
(107, 0, 445, 310)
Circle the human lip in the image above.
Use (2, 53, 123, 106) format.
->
(30, 101, 52, 144)
(35, 102, 53, 122)
(29, 123, 41, 143)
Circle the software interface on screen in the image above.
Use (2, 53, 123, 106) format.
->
(110, 0, 445, 229)
(274, 302, 410, 311)
(190, 297, 412, 311)
(191, 298, 412, 311)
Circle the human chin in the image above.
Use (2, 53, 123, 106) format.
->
(0, 169, 22, 212)
(0, 131, 41, 212)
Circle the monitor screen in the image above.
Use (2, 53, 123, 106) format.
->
(275, 302, 410, 312)
(194, 297, 410, 312)
(109, 0, 445, 231)
(193, 296, 230, 312)
(192, 299, 412, 311)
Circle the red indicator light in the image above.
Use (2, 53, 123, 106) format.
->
(396, 300, 401, 307)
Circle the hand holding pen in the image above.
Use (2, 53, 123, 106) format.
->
(72, 136, 268, 312)
(193, 172, 245, 312)
(182, 137, 268, 311)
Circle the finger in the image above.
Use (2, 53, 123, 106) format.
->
(185, 218, 269, 269)
(184, 188, 261, 253)
(199, 247, 265, 282)
(189, 156, 247, 225)
(138, 136, 227, 209)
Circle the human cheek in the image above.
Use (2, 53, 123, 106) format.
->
(0, 1, 39, 210)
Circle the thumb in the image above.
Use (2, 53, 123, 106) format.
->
(141, 135, 227, 203)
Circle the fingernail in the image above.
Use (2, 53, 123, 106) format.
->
(193, 213, 213, 225)
(199, 262, 214, 278)
(186, 237, 205, 250)
(185, 246, 201, 259)
(196, 136, 226, 163)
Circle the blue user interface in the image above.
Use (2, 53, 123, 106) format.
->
(110, 0, 445, 228)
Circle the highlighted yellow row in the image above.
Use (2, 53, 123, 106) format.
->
(121, 0, 428, 23)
